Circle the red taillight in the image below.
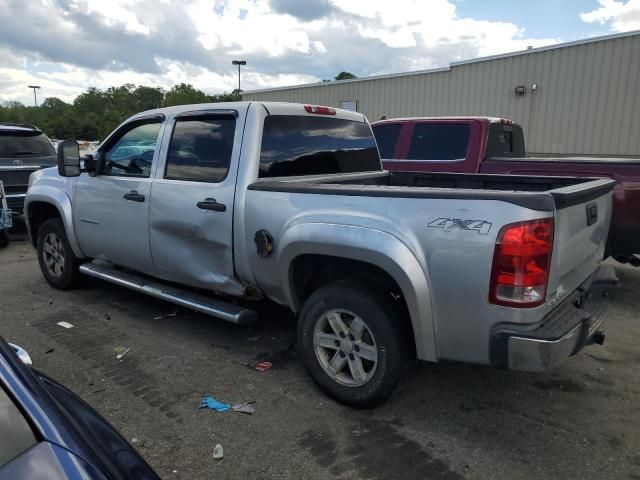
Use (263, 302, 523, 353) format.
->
(489, 218, 554, 308)
(304, 105, 336, 115)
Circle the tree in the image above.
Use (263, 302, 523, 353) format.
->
(164, 83, 211, 106)
(335, 71, 357, 80)
(0, 83, 238, 140)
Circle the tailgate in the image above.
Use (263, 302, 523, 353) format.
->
(546, 179, 614, 303)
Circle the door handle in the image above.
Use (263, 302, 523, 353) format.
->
(197, 198, 226, 212)
(123, 190, 145, 202)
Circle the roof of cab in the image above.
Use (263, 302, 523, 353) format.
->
(0, 122, 41, 132)
(128, 101, 367, 123)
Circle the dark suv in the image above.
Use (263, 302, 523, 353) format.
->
(0, 123, 56, 214)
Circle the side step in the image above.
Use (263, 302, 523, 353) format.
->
(79, 263, 257, 325)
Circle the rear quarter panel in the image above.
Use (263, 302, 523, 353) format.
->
(243, 189, 554, 364)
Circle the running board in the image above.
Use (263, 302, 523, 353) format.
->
(79, 263, 257, 325)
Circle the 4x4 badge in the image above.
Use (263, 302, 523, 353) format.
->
(428, 218, 492, 235)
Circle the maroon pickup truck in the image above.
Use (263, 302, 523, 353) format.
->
(372, 116, 640, 264)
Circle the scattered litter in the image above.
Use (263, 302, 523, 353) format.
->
(104, 313, 111, 320)
(232, 401, 256, 415)
(246, 335, 261, 342)
(116, 347, 130, 360)
(199, 395, 230, 412)
(57, 321, 73, 329)
(91, 387, 107, 394)
(213, 444, 224, 460)
(231, 359, 250, 367)
(45, 348, 55, 354)
(131, 437, 146, 447)
(154, 311, 178, 320)
(255, 361, 272, 372)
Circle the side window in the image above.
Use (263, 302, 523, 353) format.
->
(372, 124, 402, 159)
(165, 116, 236, 183)
(487, 124, 525, 158)
(102, 122, 161, 177)
(407, 123, 470, 161)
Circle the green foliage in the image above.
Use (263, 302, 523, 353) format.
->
(0, 83, 240, 140)
(334, 71, 357, 80)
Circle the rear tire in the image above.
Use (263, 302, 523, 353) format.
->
(37, 218, 81, 289)
(298, 280, 406, 408)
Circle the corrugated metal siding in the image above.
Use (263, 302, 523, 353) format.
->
(243, 33, 640, 156)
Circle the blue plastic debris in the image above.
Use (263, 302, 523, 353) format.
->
(199, 395, 230, 412)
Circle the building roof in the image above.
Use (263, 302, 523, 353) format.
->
(243, 29, 640, 95)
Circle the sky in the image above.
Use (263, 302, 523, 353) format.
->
(1, 0, 639, 105)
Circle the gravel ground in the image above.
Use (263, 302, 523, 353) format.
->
(2, 224, 640, 480)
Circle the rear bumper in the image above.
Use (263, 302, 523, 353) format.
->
(490, 265, 618, 372)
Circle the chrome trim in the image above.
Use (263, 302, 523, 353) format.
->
(507, 324, 582, 372)
(79, 263, 257, 325)
(6, 193, 26, 199)
(0, 165, 42, 171)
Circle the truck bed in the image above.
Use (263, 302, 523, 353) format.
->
(249, 171, 615, 211)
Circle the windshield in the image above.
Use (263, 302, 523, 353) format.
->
(259, 115, 381, 178)
(0, 131, 56, 158)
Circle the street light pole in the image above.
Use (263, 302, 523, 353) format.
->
(231, 60, 246, 94)
(27, 85, 41, 107)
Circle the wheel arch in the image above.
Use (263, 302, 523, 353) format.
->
(25, 187, 84, 258)
(278, 223, 436, 362)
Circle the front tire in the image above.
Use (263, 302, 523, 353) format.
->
(37, 218, 80, 289)
(298, 280, 406, 408)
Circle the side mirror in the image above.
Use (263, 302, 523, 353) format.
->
(57, 140, 81, 177)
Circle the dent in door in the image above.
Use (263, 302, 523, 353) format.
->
(149, 188, 239, 294)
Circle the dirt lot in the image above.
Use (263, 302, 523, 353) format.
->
(2, 227, 640, 480)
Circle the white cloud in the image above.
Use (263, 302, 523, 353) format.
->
(580, 0, 640, 32)
(0, 0, 563, 106)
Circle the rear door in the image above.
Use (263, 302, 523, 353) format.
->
(73, 117, 164, 275)
(148, 110, 244, 296)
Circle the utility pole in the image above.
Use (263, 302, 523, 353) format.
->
(231, 60, 246, 94)
(27, 85, 41, 107)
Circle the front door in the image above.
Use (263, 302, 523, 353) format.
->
(149, 112, 242, 296)
(74, 119, 164, 275)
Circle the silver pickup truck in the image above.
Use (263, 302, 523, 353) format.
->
(25, 102, 617, 406)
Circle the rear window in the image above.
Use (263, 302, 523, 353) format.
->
(0, 131, 55, 158)
(372, 123, 402, 159)
(0, 386, 37, 466)
(407, 123, 470, 161)
(259, 116, 380, 178)
(487, 124, 525, 158)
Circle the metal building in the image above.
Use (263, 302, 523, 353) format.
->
(243, 30, 640, 157)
